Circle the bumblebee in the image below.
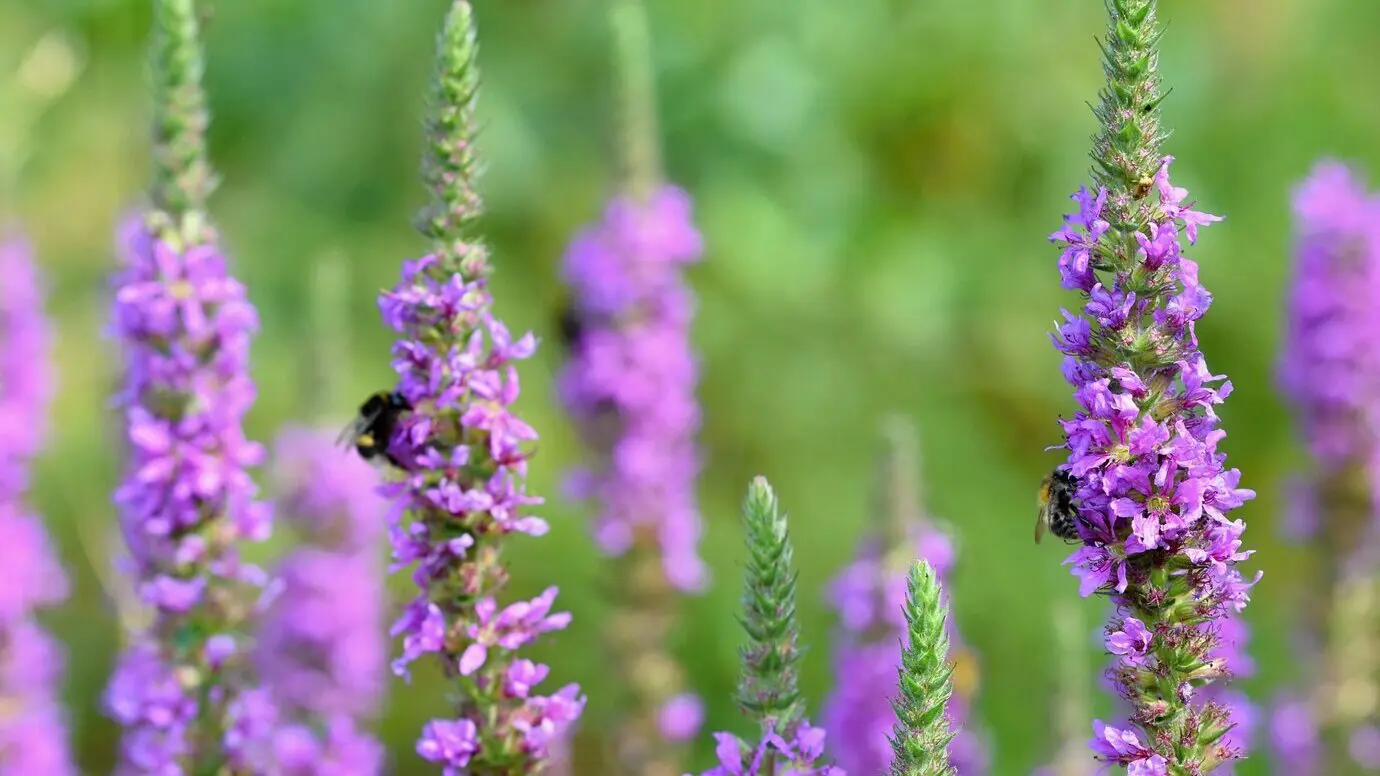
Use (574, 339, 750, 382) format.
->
(1035, 468, 1082, 544)
(337, 390, 413, 469)
(555, 297, 588, 350)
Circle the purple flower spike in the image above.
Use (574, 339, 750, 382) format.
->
(1278, 161, 1380, 507)
(558, 184, 706, 591)
(1052, 155, 1257, 771)
(557, 184, 707, 773)
(381, 2, 583, 771)
(0, 232, 76, 774)
(103, 3, 279, 766)
(256, 427, 387, 773)
(106, 210, 278, 771)
(1272, 160, 1380, 775)
(1051, 6, 1259, 764)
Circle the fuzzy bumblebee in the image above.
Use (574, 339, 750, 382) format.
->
(1035, 468, 1082, 544)
(336, 390, 413, 470)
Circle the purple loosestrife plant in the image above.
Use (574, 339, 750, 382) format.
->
(558, 183, 704, 588)
(1271, 161, 1380, 775)
(256, 426, 387, 774)
(0, 232, 76, 774)
(379, 2, 583, 773)
(822, 421, 986, 774)
(1047, 1, 1259, 772)
(557, 4, 706, 769)
(103, 0, 278, 771)
(690, 477, 841, 776)
(556, 17, 707, 765)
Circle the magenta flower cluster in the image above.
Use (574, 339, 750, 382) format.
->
(0, 233, 76, 774)
(255, 426, 388, 772)
(105, 215, 278, 772)
(1277, 161, 1380, 516)
(379, 253, 584, 770)
(1267, 161, 1380, 774)
(558, 184, 707, 591)
(1051, 157, 1258, 771)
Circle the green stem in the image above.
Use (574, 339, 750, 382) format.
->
(149, 0, 216, 226)
(415, 0, 487, 279)
(609, 0, 662, 202)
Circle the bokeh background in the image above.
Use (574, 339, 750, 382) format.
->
(6, 0, 1380, 773)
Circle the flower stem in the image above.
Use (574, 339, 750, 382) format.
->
(149, 0, 215, 230)
(609, 0, 661, 203)
(414, 0, 487, 279)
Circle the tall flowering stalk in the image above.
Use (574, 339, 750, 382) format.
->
(0, 233, 76, 773)
(1047, 1, 1258, 772)
(1270, 160, 1380, 775)
(103, 0, 278, 771)
(380, 2, 583, 773)
(888, 560, 958, 776)
(822, 420, 986, 774)
(557, 0, 705, 771)
(692, 477, 840, 776)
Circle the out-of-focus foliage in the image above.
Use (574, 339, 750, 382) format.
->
(5, 0, 1380, 772)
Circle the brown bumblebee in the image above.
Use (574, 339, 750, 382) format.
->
(337, 390, 413, 469)
(1035, 468, 1082, 544)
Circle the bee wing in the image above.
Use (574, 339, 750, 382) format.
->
(335, 405, 384, 448)
(1034, 477, 1052, 544)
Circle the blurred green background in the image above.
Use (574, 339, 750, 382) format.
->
(6, 0, 1380, 773)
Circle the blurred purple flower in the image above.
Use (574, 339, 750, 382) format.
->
(1268, 694, 1319, 776)
(0, 233, 54, 482)
(269, 716, 387, 776)
(822, 528, 987, 775)
(557, 183, 706, 771)
(0, 232, 75, 774)
(104, 214, 276, 772)
(659, 693, 706, 742)
(1350, 725, 1380, 770)
(1271, 160, 1380, 774)
(558, 184, 706, 591)
(1051, 157, 1257, 771)
(256, 426, 387, 773)
(1277, 161, 1380, 516)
